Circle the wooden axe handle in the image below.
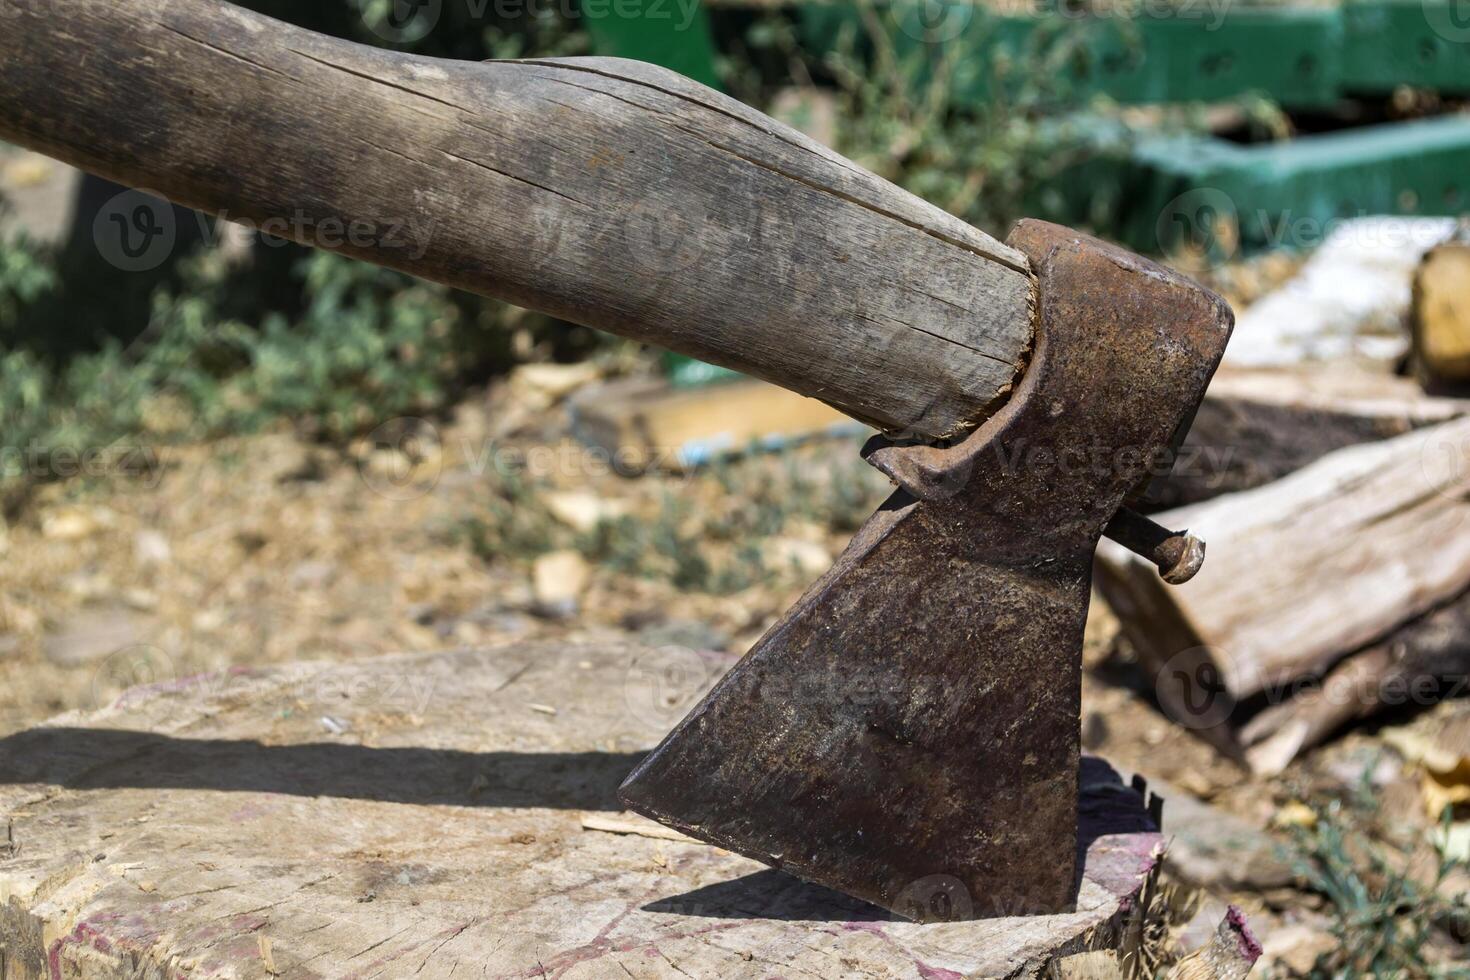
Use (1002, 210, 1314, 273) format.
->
(0, 0, 1036, 439)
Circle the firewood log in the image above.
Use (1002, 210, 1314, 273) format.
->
(1242, 587, 1470, 774)
(1099, 416, 1470, 770)
(0, 643, 1173, 977)
(1146, 365, 1468, 510)
(1164, 907, 1262, 980)
(1411, 224, 1470, 387)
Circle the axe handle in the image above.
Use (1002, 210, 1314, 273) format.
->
(0, 0, 1036, 440)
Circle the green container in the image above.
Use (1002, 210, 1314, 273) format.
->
(1342, 0, 1470, 95)
(582, 0, 723, 88)
(1131, 114, 1470, 258)
(798, 5, 1342, 108)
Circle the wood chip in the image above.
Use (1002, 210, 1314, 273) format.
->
(258, 934, 280, 976)
(579, 812, 700, 844)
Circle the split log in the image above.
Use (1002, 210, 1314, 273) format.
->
(1099, 416, 1470, 770)
(1163, 908, 1260, 980)
(0, 642, 1167, 979)
(0, 0, 1036, 441)
(1145, 365, 1469, 509)
(1411, 224, 1470, 387)
(1241, 587, 1470, 774)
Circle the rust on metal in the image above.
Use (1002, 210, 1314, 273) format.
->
(619, 220, 1234, 921)
(1104, 507, 1207, 585)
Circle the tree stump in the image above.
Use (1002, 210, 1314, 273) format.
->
(1, 642, 1163, 979)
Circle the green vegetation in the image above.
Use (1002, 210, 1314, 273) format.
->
(0, 3, 596, 510)
(0, 236, 524, 504)
(141, 250, 475, 441)
(0, 0, 1265, 514)
(1292, 798, 1469, 978)
(456, 444, 889, 594)
(0, 229, 56, 326)
(717, 5, 1101, 232)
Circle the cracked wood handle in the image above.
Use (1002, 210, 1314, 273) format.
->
(0, 0, 1036, 440)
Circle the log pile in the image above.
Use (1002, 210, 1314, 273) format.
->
(1103, 222, 1470, 771)
(1100, 411, 1470, 772)
(1145, 365, 1468, 509)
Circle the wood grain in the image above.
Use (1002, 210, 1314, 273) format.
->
(0, 642, 1163, 978)
(1146, 365, 1470, 509)
(1100, 415, 1470, 702)
(1241, 586, 1470, 774)
(0, 0, 1036, 440)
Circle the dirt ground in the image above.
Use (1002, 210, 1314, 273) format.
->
(4, 364, 1468, 973)
(0, 168, 1463, 966)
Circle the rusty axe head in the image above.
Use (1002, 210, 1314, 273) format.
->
(619, 221, 1233, 921)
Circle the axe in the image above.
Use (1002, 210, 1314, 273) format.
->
(0, 0, 1232, 920)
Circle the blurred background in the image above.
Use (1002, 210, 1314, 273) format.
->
(2, 0, 1469, 972)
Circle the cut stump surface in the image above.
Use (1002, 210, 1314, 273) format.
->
(1, 643, 1161, 979)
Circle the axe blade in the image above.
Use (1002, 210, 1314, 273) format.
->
(620, 221, 1233, 921)
(619, 490, 1092, 921)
